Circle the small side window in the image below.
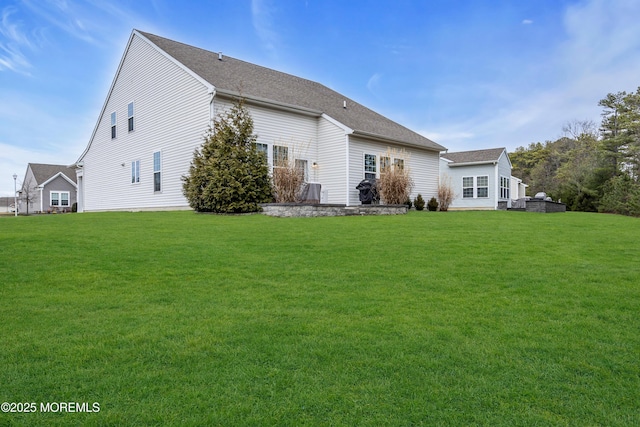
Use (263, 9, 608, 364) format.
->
(111, 112, 116, 139)
(128, 102, 134, 132)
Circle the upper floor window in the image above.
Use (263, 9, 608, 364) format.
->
(128, 102, 134, 132)
(111, 112, 116, 139)
(153, 151, 161, 192)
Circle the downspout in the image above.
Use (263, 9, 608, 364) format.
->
(39, 186, 43, 213)
(208, 87, 216, 128)
(494, 162, 499, 210)
(345, 134, 350, 206)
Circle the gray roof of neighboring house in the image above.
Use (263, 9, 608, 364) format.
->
(440, 148, 507, 165)
(138, 31, 445, 152)
(28, 163, 77, 185)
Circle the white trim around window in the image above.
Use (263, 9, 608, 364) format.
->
(128, 102, 134, 132)
(131, 160, 140, 184)
(153, 151, 162, 192)
(500, 175, 510, 199)
(111, 111, 117, 139)
(462, 175, 489, 198)
(50, 191, 70, 207)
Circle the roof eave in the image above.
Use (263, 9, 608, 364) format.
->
(447, 160, 498, 167)
(351, 130, 444, 152)
(216, 89, 322, 117)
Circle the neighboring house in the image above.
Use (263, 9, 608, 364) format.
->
(75, 30, 446, 212)
(440, 148, 515, 210)
(20, 163, 78, 213)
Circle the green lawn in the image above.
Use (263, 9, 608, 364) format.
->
(1, 210, 639, 426)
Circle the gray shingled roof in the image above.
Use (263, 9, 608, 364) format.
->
(29, 163, 77, 185)
(138, 31, 445, 152)
(440, 148, 506, 165)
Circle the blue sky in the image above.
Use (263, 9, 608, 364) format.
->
(2, 0, 640, 196)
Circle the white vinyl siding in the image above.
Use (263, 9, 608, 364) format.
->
(317, 116, 348, 204)
(80, 33, 210, 211)
(442, 160, 496, 210)
(349, 136, 440, 206)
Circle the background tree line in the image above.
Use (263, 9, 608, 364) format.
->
(510, 87, 640, 216)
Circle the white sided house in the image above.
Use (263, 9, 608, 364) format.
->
(75, 30, 446, 212)
(440, 148, 514, 210)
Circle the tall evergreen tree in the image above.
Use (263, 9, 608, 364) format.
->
(182, 99, 273, 213)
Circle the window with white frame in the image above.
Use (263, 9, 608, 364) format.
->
(500, 176, 510, 199)
(295, 159, 308, 181)
(380, 156, 390, 175)
(394, 158, 405, 170)
(131, 160, 140, 184)
(364, 154, 376, 179)
(463, 176, 489, 198)
(273, 145, 288, 168)
(128, 102, 134, 132)
(255, 143, 268, 158)
(111, 112, 117, 139)
(50, 191, 70, 207)
(462, 177, 474, 198)
(477, 176, 489, 198)
(153, 151, 161, 192)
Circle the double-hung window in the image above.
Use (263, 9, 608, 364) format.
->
(153, 151, 162, 192)
(463, 176, 489, 198)
(50, 191, 70, 207)
(255, 143, 268, 158)
(477, 176, 489, 198)
(462, 177, 474, 198)
(273, 145, 288, 168)
(380, 156, 390, 175)
(128, 102, 134, 132)
(131, 160, 140, 184)
(364, 154, 376, 179)
(111, 112, 117, 139)
(295, 159, 308, 181)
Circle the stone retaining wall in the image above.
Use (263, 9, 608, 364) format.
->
(525, 200, 566, 213)
(260, 203, 408, 217)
